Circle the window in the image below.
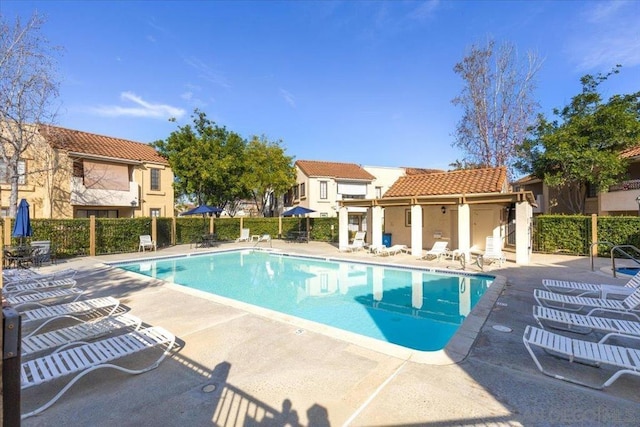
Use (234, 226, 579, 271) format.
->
(300, 183, 305, 197)
(150, 208, 161, 217)
(150, 169, 161, 191)
(293, 184, 299, 200)
(375, 186, 382, 199)
(586, 182, 598, 198)
(76, 209, 118, 218)
(320, 181, 328, 199)
(0, 160, 26, 185)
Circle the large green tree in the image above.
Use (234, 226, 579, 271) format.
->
(516, 67, 640, 214)
(242, 135, 296, 217)
(153, 110, 248, 211)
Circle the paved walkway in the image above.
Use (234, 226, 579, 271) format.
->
(18, 241, 640, 426)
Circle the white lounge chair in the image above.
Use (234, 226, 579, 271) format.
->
(236, 228, 250, 242)
(375, 245, 407, 256)
(542, 271, 640, 298)
(342, 231, 366, 252)
(3, 278, 77, 297)
(21, 326, 176, 419)
(253, 234, 272, 247)
(139, 234, 157, 252)
(20, 297, 121, 329)
(421, 241, 450, 261)
(533, 288, 640, 319)
(6, 287, 84, 310)
(533, 305, 640, 336)
(523, 325, 640, 389)
(22, 313, 143, 358)
(475, 237, 506, 269)
(3, 267, 77, 285)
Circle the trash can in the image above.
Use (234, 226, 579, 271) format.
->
(382, 233, 392, 247)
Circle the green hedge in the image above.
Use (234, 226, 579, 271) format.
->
(533, 215, 592, 255)
(533, 215, 640, 256)
(9, 214, 639, 259)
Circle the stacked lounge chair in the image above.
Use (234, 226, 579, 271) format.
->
(4, 270, 178, 419)
(542, 270, 640, 298)
(523, 274, 640, 389)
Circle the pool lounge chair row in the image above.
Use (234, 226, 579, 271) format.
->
(524, 272, 640, 389)
(7, 271, 177, 420)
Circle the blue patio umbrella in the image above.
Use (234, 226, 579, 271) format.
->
(181, 205, 222, 216)
(13, 198, 33, 244)
(282, 206, 315, 217)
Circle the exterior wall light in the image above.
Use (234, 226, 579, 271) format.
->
(441, 206, 446, 214)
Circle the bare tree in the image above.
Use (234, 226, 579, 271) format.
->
(0, 12, 60, 217)
(452, 39, 542, 177)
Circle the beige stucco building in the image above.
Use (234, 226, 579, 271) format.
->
(340, 167, 536, 265)
(1, 125, 174, 219)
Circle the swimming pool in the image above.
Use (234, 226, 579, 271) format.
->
(115, 250, 495, 356)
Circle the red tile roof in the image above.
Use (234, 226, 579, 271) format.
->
(384, 167, 507, 197)
(621, 146, 640, 159)
(296, 160, 375, 180)
(39, 125, 168, 165)
(403, 167, 444, 175)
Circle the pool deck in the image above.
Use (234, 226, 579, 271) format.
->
(17, 241, 640, 426)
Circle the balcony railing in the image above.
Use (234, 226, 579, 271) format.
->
(608, 179, 640, 192)
(71, 177, 139, 207)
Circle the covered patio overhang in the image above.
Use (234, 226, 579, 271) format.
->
(338, 191, 536, 265)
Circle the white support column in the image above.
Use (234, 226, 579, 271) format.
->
(338, 207, 349, 251)
(371, 206, 383, 248)
(457, 203, 471, 257)
(515, 200, 532, 265)
(411, 204, 423, 257)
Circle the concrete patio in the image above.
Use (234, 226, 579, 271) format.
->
(17, 241, 640, 426)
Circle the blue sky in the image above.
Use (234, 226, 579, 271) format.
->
(3, 1, 639, 170)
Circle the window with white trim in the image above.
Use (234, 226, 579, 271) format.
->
(0, 160, 26, 185)
(320, 181, 328, 199)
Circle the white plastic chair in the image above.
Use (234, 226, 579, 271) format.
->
(21, 326, 176, 419)
(342, 231, 366, 252)
(523, 325, 640, 389)
(236, 228, 250, 242)
(542, 270, 640, 298)
(421, 241, 449, 261)
(533, 305, 640, 336)
(22, 313, 143, 358)
(475, 237, 506, 269)
(20, 297, 121, 330)
(139, 235, 157, 252)
(534, 288, 640, 319)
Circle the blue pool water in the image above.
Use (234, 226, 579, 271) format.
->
(617, 267, 640, 276)
(116, 250, 493, 351)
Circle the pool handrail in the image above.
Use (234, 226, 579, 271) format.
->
(589, 241, 614, 272)
(611, 244, 640, 278)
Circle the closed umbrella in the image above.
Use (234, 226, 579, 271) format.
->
(12, 198, 33, 245)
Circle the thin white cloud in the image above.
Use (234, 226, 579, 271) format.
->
(568, 1, 640, 70)
(184, 56, 231, 88)
(279, 89, 296, 108)
(409, 0, 440, 22)
(89, 92, 186, 119)
(146, 35, 156, 43)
